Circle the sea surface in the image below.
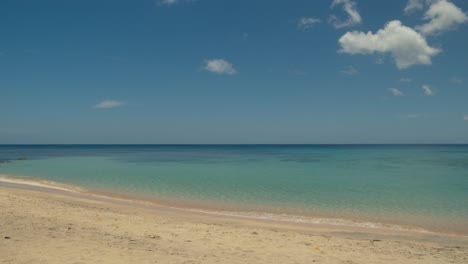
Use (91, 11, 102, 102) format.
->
(1, 145, 467, 234)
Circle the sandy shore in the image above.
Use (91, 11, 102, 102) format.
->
(1, 183, 467, 263)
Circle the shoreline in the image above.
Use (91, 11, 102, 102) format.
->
(1, 181, 467, 263)
(0, 174, 466, 239)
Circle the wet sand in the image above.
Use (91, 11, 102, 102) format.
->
(1, 182, 467, 264)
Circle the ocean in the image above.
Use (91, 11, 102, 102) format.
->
(1, 144, 467, 235)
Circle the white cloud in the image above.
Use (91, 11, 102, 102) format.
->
(158, 0, 194, 6)
(389, 88, 404, 96)
(399, 77, 413, 82)
(204, 59, 237, 75)
(405, 0, 424, 14)
(464, 115, 468, 121)
(94, 100, 127, 109)
(340, 66, 359, 75)
(329, 0, 362, 28)
(297, 17, 321, 30)
(338, 20, 441, 69)
(422, 84, 434, 95)
(416, 0, 468, 35)
(158, 0, 179, 5)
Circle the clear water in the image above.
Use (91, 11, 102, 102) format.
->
(1, 145, 467, 234)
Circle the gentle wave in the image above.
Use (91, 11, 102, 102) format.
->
(182, 208, 432, 233)
(0, 175, 84, 193)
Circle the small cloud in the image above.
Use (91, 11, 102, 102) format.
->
(158, 0, 179, 5)
(242, 33, 249, 39)
(340, 66, 359, 75)
(94, 100, 127, 109)
(204, 59, 237, 75)
(297, 17, 321, 30)
(389, 88, 404, 96)
(404, 0, 424, 14)
(416, 0, 468, 36)
(338, 20, 440, 69)
(157, 0, 194, 6)
(329, 0, 362, 29)
(451, 76, 462, 84)
(399, 77, 413, 82)
(422, 84, 434, 96)
(464, 114, 468, 121)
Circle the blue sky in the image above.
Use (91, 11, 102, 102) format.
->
(1, 0, 467, 144)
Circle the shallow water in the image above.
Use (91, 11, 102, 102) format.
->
(1, 145, 467, 234)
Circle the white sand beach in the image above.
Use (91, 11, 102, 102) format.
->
(1, 181, 467, 264)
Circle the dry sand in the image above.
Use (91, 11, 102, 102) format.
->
(1, 183, 467, 264)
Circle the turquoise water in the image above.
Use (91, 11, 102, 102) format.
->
(1, 145, 467, 234)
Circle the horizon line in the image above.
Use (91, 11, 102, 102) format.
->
(1, 143, 467, 146)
